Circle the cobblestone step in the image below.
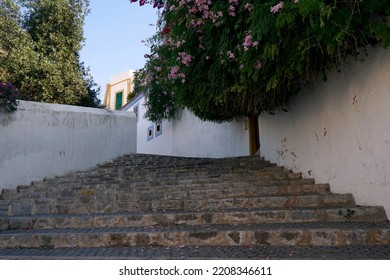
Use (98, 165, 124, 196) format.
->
(0, 206, 386, 231)
(2, 177, 318, 202)
(135, 183, 331, 201)
(138, 193, 355, 212)
(0, 179, 325, 201)
(96, 154, 273, 170)
(1, 222, 390, 248)
(2, 245, 390, 260)
(2, 192, 352, 216)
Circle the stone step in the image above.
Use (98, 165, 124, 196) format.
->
(2, 193, 352, 216)
(1, 222, 390, 248)
(0, 180, 330, 200)
(138, 193, 354, 212)
(36, 167, 294, 188)
(0, 206, 386, 231)
(96, 154, 271, 169)
(96, 161, 276, 174)
(2, 245, 390, 260)
(1, 177, 322, 202)
(55, 159, 275, 180)
(135, 183, 330, 200)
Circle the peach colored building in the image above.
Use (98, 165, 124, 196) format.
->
(103, 70, 135, 110)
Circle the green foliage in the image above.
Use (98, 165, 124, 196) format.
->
(0, 81, 19, 112)
(76, 62, 102, 108)
(132, 0, 390, 122)
(0, 0, 99, 107)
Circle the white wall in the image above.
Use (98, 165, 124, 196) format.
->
(0, 101, 136, 190)
(135, 97, 174, 156)
(172, 109, 249, 158)
(259, 47, 390, 215)
(127, 95, 249, 158)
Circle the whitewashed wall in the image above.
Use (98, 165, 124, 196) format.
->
(172, 109, 249, 158)
(127, 95, 249, 158)
(0, 101, 136, 190)
(135, 97, 174, 156)
(259, 47, 390, 216)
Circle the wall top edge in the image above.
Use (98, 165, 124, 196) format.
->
(14, 100, 135, 118)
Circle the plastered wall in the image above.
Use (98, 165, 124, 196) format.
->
(259, 47, 390, 216)
(0, 101, 136, 189)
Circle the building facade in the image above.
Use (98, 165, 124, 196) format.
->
(103, 70, 135, 110)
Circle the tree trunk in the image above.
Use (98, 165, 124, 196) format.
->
(248, 116, 260, 156)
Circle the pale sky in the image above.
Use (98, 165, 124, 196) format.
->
(79, 0, 159, 100)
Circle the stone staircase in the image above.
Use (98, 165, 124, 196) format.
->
(0, 153, 390, 259)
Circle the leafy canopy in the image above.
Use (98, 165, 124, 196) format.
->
(0, 0, 100, 107)
(131, 0, 390, 122)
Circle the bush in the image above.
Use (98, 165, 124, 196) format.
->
(0, 81, 19, 112)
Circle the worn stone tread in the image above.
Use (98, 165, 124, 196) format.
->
(1, 245, 390, 259)
(2, 221, 390, 235)
(1, 205, 386, 230)
(2, 191, 349, 216)
(1, 222, 390, 247)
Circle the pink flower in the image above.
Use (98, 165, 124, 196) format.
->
(243, 34, 252, 51)
(179, 52, 192, 66)
(180, 73, 186, 83)
(255, 60, 262, 69)
(245, 35, 252, 45)
(270, 2, 284, 13)
(168, 66, 180, 80)
(244, 3, 253, 11)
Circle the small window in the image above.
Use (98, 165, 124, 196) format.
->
(155, 121, 162, 137)
(133, 103, 139, 122)
(147, 125, 154, 141)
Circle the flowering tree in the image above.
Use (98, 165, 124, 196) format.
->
(131, 0, 390, 122)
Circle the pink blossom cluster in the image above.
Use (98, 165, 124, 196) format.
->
(129, 0, 163, 9)
(162, 37, 186, 50)
(178, 52, 192, 66)
(172, 0, 224, 27)
(244, 3, 253, 12)
(227, 51, 235, 60)
(168, 66, 186, 83)
(270, 2, 284, 13)
(255, 60, 262, 69)
(228, 0, 239, 17)
(168, 65, 180, 79)
(243, 34, 259, 52)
